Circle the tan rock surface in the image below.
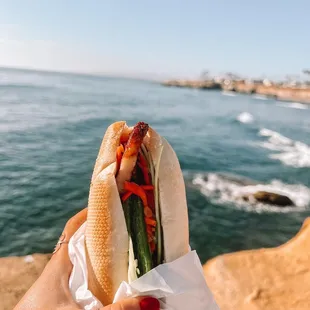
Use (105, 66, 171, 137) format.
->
(162, 79, 310, 104)
(0, 253, 51, 310)
(3, 219, 310, 310)
(204, 218, 310, 310)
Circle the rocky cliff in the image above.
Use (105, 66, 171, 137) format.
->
(2, 219, 310, 310)
(203, 218, 310, 310)
(0, 253, 51, 310)
(163, 80, 310, 104)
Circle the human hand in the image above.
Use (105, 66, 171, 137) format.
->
(14, 208, 160, 310)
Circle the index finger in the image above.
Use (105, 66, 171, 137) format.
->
(53, 208, 88, 255)
(63, 207, 88, 239)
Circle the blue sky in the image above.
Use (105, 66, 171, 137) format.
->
(0, 0, 309, 79)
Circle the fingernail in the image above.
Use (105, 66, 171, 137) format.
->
(139, 297, 160, 310)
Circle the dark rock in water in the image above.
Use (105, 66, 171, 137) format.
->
(242, 191, 294, 206)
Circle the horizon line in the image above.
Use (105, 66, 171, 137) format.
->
(0, 65, 165, 82)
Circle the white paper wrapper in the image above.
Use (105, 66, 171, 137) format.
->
(69, 222, 219, 310)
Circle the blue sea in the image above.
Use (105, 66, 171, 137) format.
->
(1, 68, 310, 262)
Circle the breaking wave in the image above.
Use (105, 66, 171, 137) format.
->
(258, 128, 310, 168)
(276, 102, 309, 110)
(221, 91, 236, 97)
(237, 112, 254, 124)
(192, 173, 310, 213)
(253, 94, 268, 100)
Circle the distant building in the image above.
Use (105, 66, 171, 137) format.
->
(223, 79, 231, 86)
(214, 76, 223, 83)
(263, 79, 272, 86)
(252, 79, 264, 85)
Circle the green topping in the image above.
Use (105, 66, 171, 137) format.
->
(141, 143, 164, 265)
(122, 143, 164, 279)
(123, 195, 153, 277)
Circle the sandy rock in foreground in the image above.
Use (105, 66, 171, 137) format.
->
(3, 219, 310, 310)
(0, 253, 51, 310)
(204, 218, 310, 310)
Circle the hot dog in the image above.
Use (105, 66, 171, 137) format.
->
(85, 121, 189, 305)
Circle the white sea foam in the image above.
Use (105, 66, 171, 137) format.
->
(253, 94, 268, 100)
(276, 102, 309, 110)
(221, 91, 236, 97)
(237, 112, 254, 124)
(192, 173, 310, 213)
(258, 128, 310, 168)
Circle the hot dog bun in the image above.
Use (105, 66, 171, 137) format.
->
(85, 121, 189, 305)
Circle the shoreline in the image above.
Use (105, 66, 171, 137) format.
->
(162, 79, 310, 105)
(2, 219, 309, 310)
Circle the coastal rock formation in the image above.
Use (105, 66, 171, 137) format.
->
(203, 218, 310, 310)
(242, 191, 294, 206)
(2, 219, 310, 310)
(162, 79, 310, 104)
(0, 253, 51, 310)
(255, 84, 310, 103)
(193, 173, 297, 208)
(163, 80, 222, 90)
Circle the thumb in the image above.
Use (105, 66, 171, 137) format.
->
(103, 297, 160, 310)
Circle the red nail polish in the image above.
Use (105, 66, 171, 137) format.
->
(139, 297, 160, 310)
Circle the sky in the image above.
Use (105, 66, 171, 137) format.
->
(0, 0, 310, 80)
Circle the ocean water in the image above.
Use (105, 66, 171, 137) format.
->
(1, 68, 310, 263)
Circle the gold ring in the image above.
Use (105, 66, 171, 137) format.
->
(53, 233, 70, 254)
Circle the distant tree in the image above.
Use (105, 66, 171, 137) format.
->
(200, 70, 209, 81)
(225, 72, 240, 80)
(303, 69, 310, 76)
(226, 72, 233, 79)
